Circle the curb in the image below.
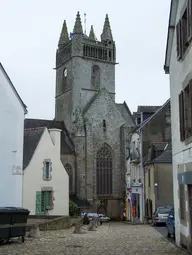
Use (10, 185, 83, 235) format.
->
(152, 226, 188, 254)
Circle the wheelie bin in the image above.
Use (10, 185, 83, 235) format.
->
(6, 207, 30, 243)
(0, 207, 12, 243)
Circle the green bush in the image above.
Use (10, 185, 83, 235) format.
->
(69, 200, 78, 216)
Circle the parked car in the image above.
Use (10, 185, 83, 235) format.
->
(87, 213, 102, 225)
(166, 207, 175, 239)
(152, 206, 171, 226)
(98, 213, 110, 222)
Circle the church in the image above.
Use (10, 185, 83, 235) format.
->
(25, 12, 135, 218)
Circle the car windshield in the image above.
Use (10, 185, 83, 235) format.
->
(158, 208, 170, 214)
(88, 213, 98, 217)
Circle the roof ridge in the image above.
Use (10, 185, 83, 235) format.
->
(24, 127, 46, 131)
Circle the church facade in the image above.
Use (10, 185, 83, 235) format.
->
(55, 12, 135, 218)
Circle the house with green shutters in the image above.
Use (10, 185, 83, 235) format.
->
(23, 127, 69, 216)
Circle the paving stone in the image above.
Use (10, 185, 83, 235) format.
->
(0, 223, 186, 254)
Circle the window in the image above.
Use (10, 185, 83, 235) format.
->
(179, 81, 192, 141)
(35, 190, 53, 215)
(148, 169, 151, 187)
(91, 65, 100, 88)
(43, 160, 52, 181)
(179, 184, 185, 220)
(41, 191, 52, 211)
(103, 120, 106, 132)
(64, 163, 73, 193)
(176, 0, 192, 60)
(96, 144, 113, 195)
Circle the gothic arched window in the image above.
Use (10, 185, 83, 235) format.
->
(96, 144, 112, 195)
(91, 65, 100, 89)
(64, 163, 73, 193)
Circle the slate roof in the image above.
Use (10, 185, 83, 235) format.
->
(152, 142, 168, 151)
(69, 195, 91, 208)
(0, 63, 27, 113)
(137, 105, 161, 113)
(151, 149, 172, 164)
(23, 127, 45, 169)
(24, 119, 75, 155)
(136, 99, 170, 131)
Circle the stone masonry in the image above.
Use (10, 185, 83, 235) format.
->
(54, 12, 135, 217)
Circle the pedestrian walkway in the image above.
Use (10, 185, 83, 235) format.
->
(0, 222, 186, 254)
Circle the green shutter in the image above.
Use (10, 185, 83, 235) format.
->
(36, 191, 43, 215)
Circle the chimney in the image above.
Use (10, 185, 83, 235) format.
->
(49, 129, 62, 156)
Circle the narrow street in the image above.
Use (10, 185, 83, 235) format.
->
(0, 223, 186, 255)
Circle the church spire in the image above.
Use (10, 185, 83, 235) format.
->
(101, 14, 113, 41)
(58, 20, 69, 45)
(73, 11, 83, 34)
(89, 25, 95, 40)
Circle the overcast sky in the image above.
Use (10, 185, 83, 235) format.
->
(0, 0, 170, 119)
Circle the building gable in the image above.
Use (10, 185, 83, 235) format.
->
(0, 63, 27, 113)
(83, 88, 135, 127)
(24, 118, 75, 155)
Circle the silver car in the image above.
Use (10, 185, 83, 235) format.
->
(152, 206, 171, 226)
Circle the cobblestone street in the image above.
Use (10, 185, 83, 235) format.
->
(0, 223, 186, 255)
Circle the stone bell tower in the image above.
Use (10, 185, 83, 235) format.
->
(55, 12, 116, 134)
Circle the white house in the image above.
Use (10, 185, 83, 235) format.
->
(164, 0, 192, 251)
(128, 132, 143, 223)
(0, 63, 27, 207)
(23, 127, 69, 216)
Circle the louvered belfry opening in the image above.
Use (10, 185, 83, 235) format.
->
(96, 144, 113, 195)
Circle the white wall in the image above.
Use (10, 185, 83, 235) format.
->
(169, 0, 192, 246)
(130, 132, 141, 184)
(0, 67, 25, 207)
(23, 128, 69, 216)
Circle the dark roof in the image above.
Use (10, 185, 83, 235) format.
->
(23, 127, 45, 169)
(137, 105, 161, 113)
(136, 99, 170, 131)
(24, 118, 75, 155)
(69, 195, 91, 208)
(151, 149, 172, 164)
(0, 63, 27, 113)
(152, 142, 168, 151)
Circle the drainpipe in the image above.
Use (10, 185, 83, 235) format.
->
(140, 112, 145, 223)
